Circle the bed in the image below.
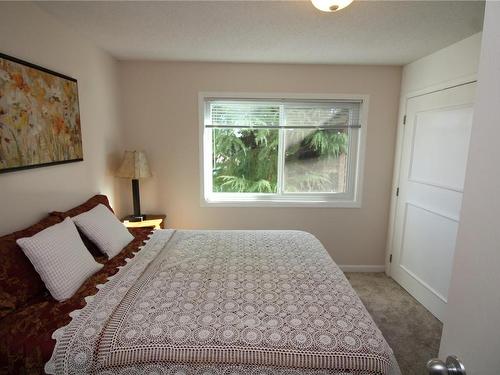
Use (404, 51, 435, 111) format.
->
(0, 196, 400, 375)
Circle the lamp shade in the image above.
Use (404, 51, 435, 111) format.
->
(115, 151, 152, 179)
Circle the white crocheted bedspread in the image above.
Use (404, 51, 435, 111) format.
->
(46, 230, 398, 375)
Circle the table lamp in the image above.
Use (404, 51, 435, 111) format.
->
(116, 150, 152, 221)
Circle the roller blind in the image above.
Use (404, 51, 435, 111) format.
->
(205, 99, 361, 129)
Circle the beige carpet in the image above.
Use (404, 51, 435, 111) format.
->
(345, 272, 442, 375)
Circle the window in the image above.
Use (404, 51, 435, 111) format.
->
(200, 93, 367, 207)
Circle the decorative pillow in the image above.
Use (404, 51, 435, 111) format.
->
(72, 204, 134, 259)
(0, 215, 62, 317)
(16, 217, 103, 302)
(50, 194, 115, 257)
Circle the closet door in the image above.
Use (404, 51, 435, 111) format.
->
(391, 83, 475, 321)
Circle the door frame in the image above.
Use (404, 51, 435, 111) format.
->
(385, 74, 477, 277)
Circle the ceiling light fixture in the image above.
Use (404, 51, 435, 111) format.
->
(311, 0, 353, 12)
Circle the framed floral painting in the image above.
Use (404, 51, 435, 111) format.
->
(0, 53, 83, 173)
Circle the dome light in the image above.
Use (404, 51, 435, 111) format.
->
(311, 0, 354, 12)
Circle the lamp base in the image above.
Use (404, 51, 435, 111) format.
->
(132, 179, 142, 218)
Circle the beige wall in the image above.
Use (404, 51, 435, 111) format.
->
(118, 62, 401, 267)
(385, 33, 482, 272)
(439, 3, 500, 373)
(0, 2, 123, 235)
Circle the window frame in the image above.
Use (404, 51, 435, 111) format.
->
(199, 92, 369, 208)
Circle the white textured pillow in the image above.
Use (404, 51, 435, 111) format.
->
(72, 204, 134, 259)
(16, 217, 103, 302)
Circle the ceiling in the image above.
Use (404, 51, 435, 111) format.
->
(37, 1, 485, 65)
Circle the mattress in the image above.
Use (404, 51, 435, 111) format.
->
(46, 229, 399, 375)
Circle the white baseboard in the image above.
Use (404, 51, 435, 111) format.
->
(339, 265, 386, 273)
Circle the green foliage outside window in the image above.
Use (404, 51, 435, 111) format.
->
(211, 104, 350, 193)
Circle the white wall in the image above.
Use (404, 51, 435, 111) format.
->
(386, 33, 482, 272)
(0, 2, 123, 235)
(439, 3, 500, 373)
(400, 33, 482, 95)
(118, 62, 401, 267)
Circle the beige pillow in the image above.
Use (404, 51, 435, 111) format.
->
(16, 217, 103, 302)
(72, 204, 134, 259)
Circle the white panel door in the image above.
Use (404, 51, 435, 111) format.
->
(391, 83, 475, 321)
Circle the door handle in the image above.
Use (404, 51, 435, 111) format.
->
(427, 355, 466, 375)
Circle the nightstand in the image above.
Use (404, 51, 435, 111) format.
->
(122, 214, 166, 230)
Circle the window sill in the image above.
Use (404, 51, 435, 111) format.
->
(202, 197, 361, 208)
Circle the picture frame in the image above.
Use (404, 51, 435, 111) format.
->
(0, 52, 83, 174)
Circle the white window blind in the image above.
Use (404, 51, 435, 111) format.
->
(283, 102, 361, 129)
(205, 99, 361, 129)
(209, 101, 280, 127)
